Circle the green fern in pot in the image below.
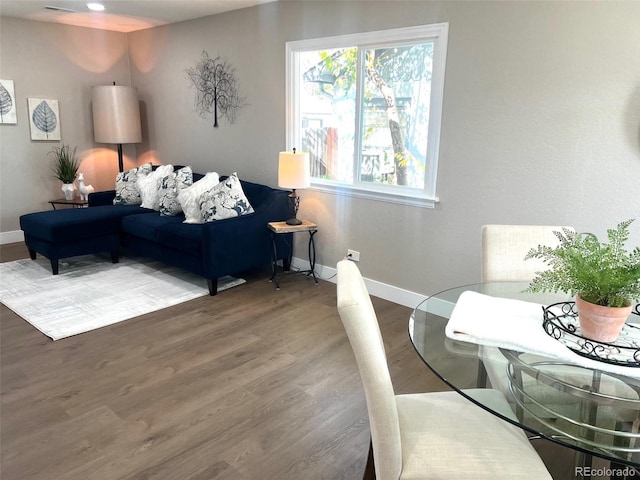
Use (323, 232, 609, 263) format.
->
(50, 144, 79, 184)
(50, 144, 80, 200)
(525, 219, 640, 342)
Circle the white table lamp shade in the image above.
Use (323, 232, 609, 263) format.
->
(278, 151, 310, 189)
(92, 85, 142, 144)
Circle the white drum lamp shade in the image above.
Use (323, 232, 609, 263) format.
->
(92, 85, 142, 172)
(278, 149, 310, 225)
(278, 150, 310, 189)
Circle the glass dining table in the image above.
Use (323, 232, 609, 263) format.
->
(409, 282, 640, 472)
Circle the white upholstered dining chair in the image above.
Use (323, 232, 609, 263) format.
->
(480, 224, 575, 400)
(481, 224, 574, 283)
(479, 224, 638, 424)
(336, 260, 552, 480)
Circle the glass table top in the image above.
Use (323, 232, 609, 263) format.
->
(409, 282, 640, 468)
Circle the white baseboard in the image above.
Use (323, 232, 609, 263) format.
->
(1, 230, 24, 245)
(290, 256, 427, 309)
(0, 241, 429, 308)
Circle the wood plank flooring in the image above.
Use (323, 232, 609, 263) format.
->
(1, 243, 572, 479)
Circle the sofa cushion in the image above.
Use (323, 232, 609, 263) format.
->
(177, 172, 220, 224)
(156, 222, 203, 255)
(159, 166, 194, 216)
(121, 212, 184, 243)
(199, 173, 255, 222)
(138, 164, 174, 210)
(20, 205, 147, 243)
(113, 163, 153, 205)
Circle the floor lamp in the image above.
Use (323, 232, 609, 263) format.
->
(92, 84, 142, 172)
(278, 148, 310, 225)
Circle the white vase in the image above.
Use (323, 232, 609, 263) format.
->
(61, 183, 75, 201)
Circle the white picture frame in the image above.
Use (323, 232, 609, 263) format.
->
(0, 79, 17, 124)
(28, 97, 61, 141)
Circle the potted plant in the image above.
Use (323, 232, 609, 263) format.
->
(525, 220, 640, 343)
(50, 144, 79, 200)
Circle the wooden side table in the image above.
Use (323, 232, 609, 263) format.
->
(49, 198, 88, 210)
(267, 220, 318, 289)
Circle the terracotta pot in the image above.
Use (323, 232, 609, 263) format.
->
(575, 295, 632, 343)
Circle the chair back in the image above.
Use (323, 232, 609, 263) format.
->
(336, 260, 402, 480)
(481, 224, 574, 282)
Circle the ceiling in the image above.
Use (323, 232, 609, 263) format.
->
(0, 0, 278, 32)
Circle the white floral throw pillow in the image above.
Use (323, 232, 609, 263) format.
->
(199, 173, 255, 222)
(177, 172, 220, 223)
(159, 166, 194, 216)
(113, 163, 153, 205)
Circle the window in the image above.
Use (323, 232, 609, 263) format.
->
(286, 23, 448, 208)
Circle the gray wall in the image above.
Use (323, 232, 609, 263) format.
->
(2, 1, 640, 297)
(0, 18, 134, 233)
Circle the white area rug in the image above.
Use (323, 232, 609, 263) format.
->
(0, 254, 245, 340)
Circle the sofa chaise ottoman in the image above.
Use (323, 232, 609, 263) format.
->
(19, 204, 147, 274)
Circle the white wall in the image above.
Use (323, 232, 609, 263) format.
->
(2, 2, 639, 298)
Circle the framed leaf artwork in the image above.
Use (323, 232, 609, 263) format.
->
(0, 79, 17, 124)
(28, 97, 61, 141)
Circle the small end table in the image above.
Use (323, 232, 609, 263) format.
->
(268, 220, 318, 289)
(49, 198, 88, 210)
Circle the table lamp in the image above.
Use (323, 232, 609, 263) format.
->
(278, 148, 310, 225)
(92, 84, 142, 172)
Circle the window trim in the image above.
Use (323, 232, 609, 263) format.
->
(285, 23, 448, 209)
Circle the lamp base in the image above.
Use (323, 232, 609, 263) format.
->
(286, 217, 302, 226)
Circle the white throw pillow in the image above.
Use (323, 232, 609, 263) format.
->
(177, 172, 220, 223)
(138, 164, 174, 210)
(113, 162, 153, 205)
(199, 173, 255, 222)
(159, 166, 193, 216)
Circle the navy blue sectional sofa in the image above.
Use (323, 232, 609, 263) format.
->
(20, 172, 293, 295)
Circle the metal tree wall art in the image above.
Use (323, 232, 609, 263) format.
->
(186, 51, 246, 128)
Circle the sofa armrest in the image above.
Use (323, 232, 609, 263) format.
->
(88, 190, 116, 207)
(200, 190, 292, 278)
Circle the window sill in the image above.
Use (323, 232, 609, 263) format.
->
(309, 182, 439, 209)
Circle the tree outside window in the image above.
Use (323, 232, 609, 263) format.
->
(287, 24, 448, 208)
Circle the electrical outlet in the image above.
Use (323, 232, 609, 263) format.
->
(347, 249, 360, 262)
